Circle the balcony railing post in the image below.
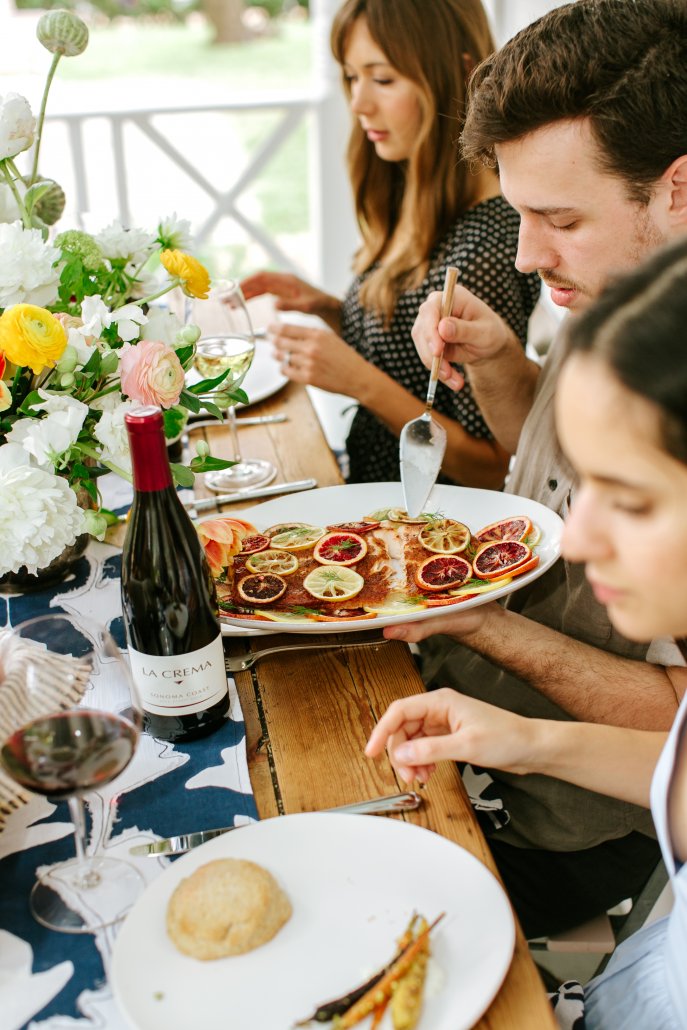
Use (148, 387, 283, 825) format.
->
(310, 0, 360, 296)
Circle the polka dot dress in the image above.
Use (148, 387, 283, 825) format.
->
(340, 196, 541, 484)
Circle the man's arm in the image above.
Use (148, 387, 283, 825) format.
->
(411, 287, 541, 453)
(385, 604, 682, 730)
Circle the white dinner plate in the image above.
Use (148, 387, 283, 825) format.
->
(111, 813, 515, 1030)
(186, 341, 288, 409)
(209, 481, 563, 635)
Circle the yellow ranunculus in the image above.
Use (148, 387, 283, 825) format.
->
(159, 249, 210, 300)
(0, 304, 67, 374)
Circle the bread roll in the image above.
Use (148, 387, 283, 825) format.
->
(167, 857, 292, 960)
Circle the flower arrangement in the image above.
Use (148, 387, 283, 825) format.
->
(0, 11, 240, 578)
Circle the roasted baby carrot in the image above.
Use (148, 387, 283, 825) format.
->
(334, 914, 444, 1029)
(391, 917, 430, 1030)
(294, 915, 418, 1026)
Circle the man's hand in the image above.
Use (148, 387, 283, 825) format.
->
(412, 285, 523, 391)
(382, 603, 495, 645)
(365, 688, 535, 785)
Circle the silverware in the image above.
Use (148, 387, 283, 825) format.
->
(184, 478, 317, 513)
(129, 791, 422, 857)
(186, 414, 287, 431)
(224, 636, 389, 673)
(399, 266, 458, 518)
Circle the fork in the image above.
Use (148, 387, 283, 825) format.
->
(224, 637, 389, 673)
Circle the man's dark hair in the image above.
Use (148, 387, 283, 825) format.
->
(462, 0, 687, 203)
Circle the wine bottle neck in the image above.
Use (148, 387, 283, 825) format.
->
(125, 406, 173, 492)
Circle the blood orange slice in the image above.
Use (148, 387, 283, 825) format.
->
(313, 531, 367, 566)
(473, 540, 532, 580)
(418, 519, 471, 554)
(237, 573, 287, 604)
(327, 520, 380, 534)
(240, 533, 271, 555)
(415, 554, 472, 591)
(474, 516, 532, 545)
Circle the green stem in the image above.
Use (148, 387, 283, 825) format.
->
(0, 161, 30, 228)
(30, 52, 61, 186)
(78, 442, 132, 483)
(133, 278, 181, 309)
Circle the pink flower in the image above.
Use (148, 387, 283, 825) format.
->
(197, 518, 253, 578)
(119, 339, 185, 408)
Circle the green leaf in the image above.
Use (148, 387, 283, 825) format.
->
(175, 344, 194, 367)
(179, 388, 201, 414)
(81, 348, 102, 375)
(24, 181, 56, 214)
(187, 369, 230, 394)
(197, 400, 224, 421)
(190, 455, 236, 472)
(163, 406, 186, 439)
(169, 462, 195, 488)
(230, 387, 249, 405)
(99, 508, 121, 527)
(18, 390, 44, 415)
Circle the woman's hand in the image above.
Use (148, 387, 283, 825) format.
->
(365, 688, 536, 785)
(269, 321, 370, 395)
(382, 603, 496, 645)
(240, 271, 341, 329)
(412, 285, 522, 392)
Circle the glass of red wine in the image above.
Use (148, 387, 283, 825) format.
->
(0, 614, 145, 934)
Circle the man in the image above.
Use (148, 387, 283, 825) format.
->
(383, 0, 687, 938)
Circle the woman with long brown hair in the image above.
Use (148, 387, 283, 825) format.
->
(242, 0, 540, 488)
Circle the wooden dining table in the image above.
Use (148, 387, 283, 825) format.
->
(190, 379, 556, 1029)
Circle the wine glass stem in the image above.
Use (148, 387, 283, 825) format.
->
(226, 405, 243, 464)
(68, 795, 101, 889)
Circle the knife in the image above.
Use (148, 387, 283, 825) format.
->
(186, 414, 288, 431)
(129, 791, 422, 857)
(184, 477, 317, 513)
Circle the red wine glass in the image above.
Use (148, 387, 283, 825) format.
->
(0, 614, 145, 933)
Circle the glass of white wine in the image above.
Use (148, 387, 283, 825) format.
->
(193, 279, 276, 492)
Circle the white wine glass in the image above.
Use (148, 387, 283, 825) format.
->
(0, 614, 145, 933)
(193, 279, 276, 492)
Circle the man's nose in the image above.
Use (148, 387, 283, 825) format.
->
(515, 220, 556, 275)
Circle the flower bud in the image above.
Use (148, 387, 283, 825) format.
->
(100, 350, 119, 375)
(60, 371, 75, 389)
(56, 344, 78, 373)
(82, 509, 108, 541)
(195, 439, 210, 458)
(37, 11, 89, 57)
(178, 324, 201, 345)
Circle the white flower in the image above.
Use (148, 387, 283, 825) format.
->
(0, 444, 86, 576)
(95, 220, 156, 265)
(79, 294, 147, 343)
(93, 395, 135, 473)
(67, 326, 96, 365)
(0, 180, 26, 224)
(110, 301, 148, 342)
(0, 92, 35, 160)
(7, 392, 88, 468)
(0, 221, 61, 307)
(142, 306, 183, 346)
(157, 213, 192, 252)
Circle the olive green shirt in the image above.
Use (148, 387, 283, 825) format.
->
(422, 333, 657, 850)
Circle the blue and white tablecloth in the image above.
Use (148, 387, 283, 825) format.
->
(0, 532, 258, 1030)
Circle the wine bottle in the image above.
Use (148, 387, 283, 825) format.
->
(121, 405, 229, 742)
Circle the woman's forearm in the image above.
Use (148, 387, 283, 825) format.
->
(356, 364, 510, 489)
(527, 720, 667, 808)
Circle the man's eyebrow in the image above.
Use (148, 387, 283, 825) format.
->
(524, 205, 580, 216)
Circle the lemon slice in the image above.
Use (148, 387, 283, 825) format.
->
(449, 577, 511, 596)
(419, 519, 471, 554)
(245, 549, 299, 575)
(258, 610, 313, 623)
(303, 565, 364, 601)
(363, 593, 427, 615)
(525, 524, 542, 547)
(268, 523, 325, 550)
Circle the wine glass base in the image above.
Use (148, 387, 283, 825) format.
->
(30, 857, 146, 934)
(205, 460, 277, 493)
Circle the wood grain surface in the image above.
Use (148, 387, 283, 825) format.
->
(191, 380, 555, 1029)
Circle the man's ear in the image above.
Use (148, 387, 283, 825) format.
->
(664, 155, 687, 226)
